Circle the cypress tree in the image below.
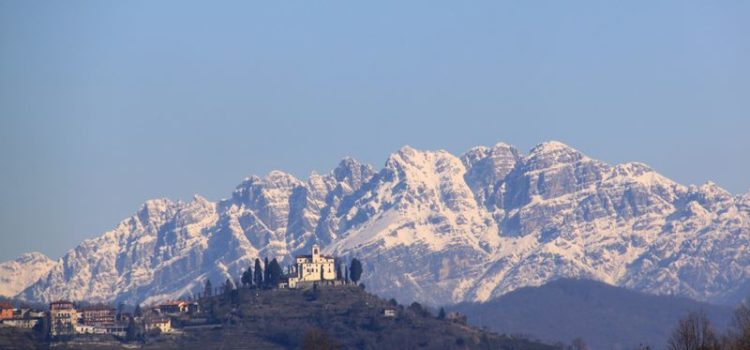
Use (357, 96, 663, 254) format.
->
(224, 278, 234, 294)
(267, 258, 283, 287)
(438, 307, 446, 320)
(125, 317, 142, 342)
(350, 258, 363, 283)
(254, 258, 263, 287)
(264, 257, 270, 286)
(336, 263, 343, 280)
(241, 266, 253, 288)
(204, 279, 213, 297)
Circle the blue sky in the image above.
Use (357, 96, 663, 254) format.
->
(1, 1, 748, 262)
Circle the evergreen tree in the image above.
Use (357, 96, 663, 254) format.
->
(204, 279, 213, 297)
(241, 266, 252, 288)
(134, 304, 142, 317)
(264, 257, 270, 286)
(336, 263, 343, 280)
(207, 299, 217, 323)
(254, 258, 263, 287)
(224, 278, 234, 294)
(125, 317, 143, 342)
(116, 302, 125, 320)
(438, 307, 446, 320)
(267, 258, 283, 287)
(350, 258, 363, 283)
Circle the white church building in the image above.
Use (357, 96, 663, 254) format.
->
(285, 244, 337, 288)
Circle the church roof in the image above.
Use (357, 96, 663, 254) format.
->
(295, 254, 335, 260)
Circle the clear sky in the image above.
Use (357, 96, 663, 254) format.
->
(1, 1, 748, 262)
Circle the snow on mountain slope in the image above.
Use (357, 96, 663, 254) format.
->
(462, 142, 748, 304)
(0, 252, 55, 297)
(326, 146, 499, 304)
(12, 142, 750, 307)
(21, 197, 237, 305)
(19, 159, 375, 305)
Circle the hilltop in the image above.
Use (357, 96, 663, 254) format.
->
(158, 285, 557, 350)
(1, 285, 558, 350)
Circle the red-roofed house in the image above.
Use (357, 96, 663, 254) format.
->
(0, 302, 13, 320)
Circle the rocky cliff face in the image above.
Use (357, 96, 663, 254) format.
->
(15, 141, 750, 306)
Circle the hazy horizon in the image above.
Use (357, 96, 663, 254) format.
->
(1, 1, 749, 262)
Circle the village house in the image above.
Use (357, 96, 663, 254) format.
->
(49, 300, 77, 336)
(79, 304, 116, 328)
(104, 322, 128, 337)
(382, 308, 397, 318)
(187, 301, 200, 314)
(0, 302, 13, 320)
(74, 323, 96, 334)
(1, 317, 40, 329)
(16, 306, 45, 319)
(157, 300, 188, 314)
(144, 316, 172, 333)
(46, 301, 128, 337)
(286, 244, 337, 288)
(157, 300, 199, 315)
(1, 305, 45, 329)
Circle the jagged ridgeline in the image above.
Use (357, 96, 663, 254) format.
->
(7, 141, 750, 306)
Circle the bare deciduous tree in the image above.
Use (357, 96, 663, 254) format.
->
(570, 337, 589, 350)
(726, 303, 750, 350)
(667, 311, 722, 350)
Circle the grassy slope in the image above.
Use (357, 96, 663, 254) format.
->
(162, 285, 558, 350)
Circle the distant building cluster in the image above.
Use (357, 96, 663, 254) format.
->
(0, 297, 201, 339)
(0, 301, 45, 329)
(48, 301, 126, 336)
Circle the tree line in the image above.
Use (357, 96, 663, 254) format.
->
(200, 257, 363, 297)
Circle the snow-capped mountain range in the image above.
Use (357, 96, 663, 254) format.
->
(0, 252, 55, 298)
(5, 141, 750, 306)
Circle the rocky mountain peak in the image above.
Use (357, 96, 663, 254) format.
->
(462, 142, 522, 208)
(266, 170, 299, 183)
(333, 157, 374, 189)
(0, 252, 55, 298)
(135, 198, 178, 229)
(16, 252, 52, 264)
(524, 141, 588, 171)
